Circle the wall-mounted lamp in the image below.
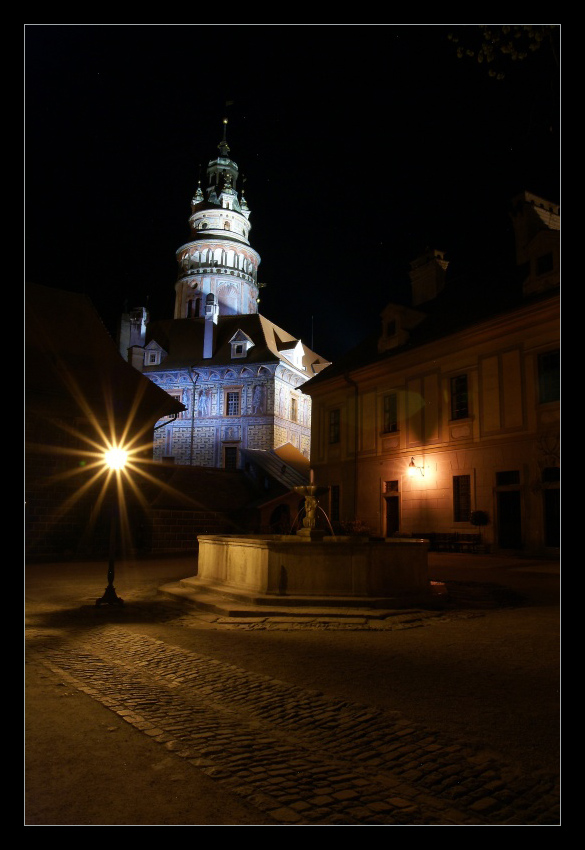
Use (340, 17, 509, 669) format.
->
(408, 457, 425, 477)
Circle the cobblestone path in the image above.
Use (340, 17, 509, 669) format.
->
(28, 625, 559, 825)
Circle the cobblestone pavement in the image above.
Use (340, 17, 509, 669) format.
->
(27, 619, 560, 826)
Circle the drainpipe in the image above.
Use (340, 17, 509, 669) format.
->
(343, 372, 359, 521)
(188, 366, 199, 465)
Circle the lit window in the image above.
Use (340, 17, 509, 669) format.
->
(226, 391, 240, 416)
(383, 393, 398, 433)
(167, 391, 185, 419)
(451, 375, 469, 420)
(453, 475, 471, 522)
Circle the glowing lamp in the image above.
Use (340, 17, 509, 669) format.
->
(408, 457, 425, 477)
(105, 447, 128, 470)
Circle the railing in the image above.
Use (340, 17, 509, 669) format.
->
(177, 266, 257, 285)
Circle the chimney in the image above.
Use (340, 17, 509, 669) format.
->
(409, 249, 449, 306)
(117, 306, 148, 361)
(203, 292, 219, 358)
(128, 345, 145, 372)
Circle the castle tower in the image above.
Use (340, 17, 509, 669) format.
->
(174, 119, 262, 320)
(136, 123, 331, 471)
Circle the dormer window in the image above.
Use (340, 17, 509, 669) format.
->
(229, 329, 255, 359)
(143, 340, 166, 367)
(277, 337, 305, 370)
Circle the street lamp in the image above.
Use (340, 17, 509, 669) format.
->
(96, 445, 128, 606)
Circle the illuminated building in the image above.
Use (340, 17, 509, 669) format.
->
(302, 192, 560, 555)
(121, 121, 329, 469)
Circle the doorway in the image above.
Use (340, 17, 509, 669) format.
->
(385, 495, 400, 537)
(497, 490, 522, 549)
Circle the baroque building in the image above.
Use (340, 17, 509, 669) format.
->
(302, 192, 560, 556)
(121, 122, 330, 469)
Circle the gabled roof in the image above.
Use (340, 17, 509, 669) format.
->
(144, 313, 330, 376)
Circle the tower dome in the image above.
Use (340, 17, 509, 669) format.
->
(174, 120, 262, 319)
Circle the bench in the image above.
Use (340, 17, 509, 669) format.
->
(411, 533, 481, 553)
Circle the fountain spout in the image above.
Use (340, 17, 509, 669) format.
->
(293, 484, 331, 540)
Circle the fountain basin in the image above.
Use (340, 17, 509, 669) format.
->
(194, 534, 431, 601)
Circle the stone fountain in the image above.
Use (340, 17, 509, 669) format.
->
(163, 485, 433, 610)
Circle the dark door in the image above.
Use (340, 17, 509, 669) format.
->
(497, 491, 522, 548)
(385, 496, 400, 536)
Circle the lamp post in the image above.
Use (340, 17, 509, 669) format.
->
(96, 446, 127, 607)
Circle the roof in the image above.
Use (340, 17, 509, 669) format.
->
(303, 257, 559, 392)
(26, 283, 185, 427)
(144, 313, 330, 376)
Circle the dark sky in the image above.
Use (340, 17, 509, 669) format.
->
(25, 24, 560, 361)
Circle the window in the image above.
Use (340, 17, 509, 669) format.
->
(451, 374, 469, 420)
(290, 397, 297, 422)
(453, 475, 471, 522)
(496, 470, 520, 486)
(383, 393, 398, 433)
(167, 391, 185, 418)
(224, 446, 238, 470)
(538, 350, 560, 403)
(384, 480, 399, 493)
(226, 391, 240, 416)
(187, 298, 200, 318)
(329, 409, 340, 444)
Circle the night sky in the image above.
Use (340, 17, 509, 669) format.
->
(25, 25, 560, 361)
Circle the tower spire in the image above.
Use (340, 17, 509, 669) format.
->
(218, 117, 230, 157)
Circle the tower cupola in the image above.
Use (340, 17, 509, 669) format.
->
(174, 119, 261, 319)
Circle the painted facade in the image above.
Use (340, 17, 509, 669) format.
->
(121, 123, 329, 468)
(302, 193, 560, 556)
